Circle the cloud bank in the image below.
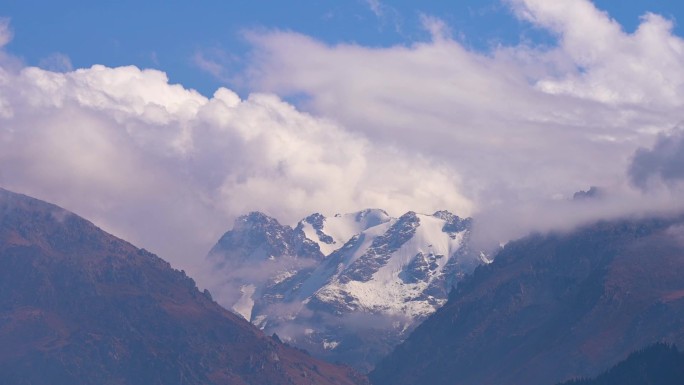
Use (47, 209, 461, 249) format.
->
(243, 0, 684, 245)
(0, 46, 469, 278)
(2, 0, 684, 283)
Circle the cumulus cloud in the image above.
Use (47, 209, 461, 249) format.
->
(513, 0, 684, 105)
(0, 23, 470, 281)
(2, 0, 684, 284)
(243, 0, 684, 245)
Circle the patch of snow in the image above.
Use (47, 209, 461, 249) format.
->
(271, 270, 296, 285)
(322, 209, 390, 248)
(310, 212, 469, 318)
(299, 209, 393, 257)
(232, 284, 256, 320)
(253, 314, 267, 329)
(479, 251, 493, 264)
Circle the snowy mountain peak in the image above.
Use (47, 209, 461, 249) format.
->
(297, 208, 392, 256)
(350, 208, 390, 223)
(207, 208, 481, 371)
(307, 210, 476, 319)
(210, 212, 323, 268)
(338, 211, 420, 284)
(432, 209, 471, 234)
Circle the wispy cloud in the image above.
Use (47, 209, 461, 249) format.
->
(38, 52, 73, 73)
(193, 50, 228, 80)
(0, 18, 12, 48)
(364, 0, 383, 18)
(362, 0, 403, 33)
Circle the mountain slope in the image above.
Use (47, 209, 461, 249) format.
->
(370, 216, 684, 385)
(208, 209, 477, 371)
(0, 188, 367, 385)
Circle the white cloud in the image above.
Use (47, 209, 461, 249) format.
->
(243, 0, 684, 245)
(0, 60, 470, 281)
(419, 14, 452, 41)
(513, 0, 684, 105)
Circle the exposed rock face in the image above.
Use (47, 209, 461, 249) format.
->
(370, 216, 684, 385)
(208, 209, 478, 372)
(207, 211, 324, 320)
(0, 188, 367, 385)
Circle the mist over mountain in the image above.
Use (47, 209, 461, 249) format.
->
(0, 188, 367, 385)
(207, 208, 478, 371)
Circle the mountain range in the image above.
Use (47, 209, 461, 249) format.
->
(0, 188, 367, 385)
(206, 208, 479, 371)
(5, 186, 684, 385)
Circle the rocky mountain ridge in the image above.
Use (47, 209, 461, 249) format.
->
(370, 215, 684, 385)
(207, 208, 478, 371)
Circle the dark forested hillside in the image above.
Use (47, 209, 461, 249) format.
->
(371, 216, 684, 385)
(558, 343, 684, 385)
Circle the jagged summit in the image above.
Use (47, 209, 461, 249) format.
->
(207, 208, 479, 371)
(297, 208, 392, 256)
(208, 211, 323, 320)
(210, 211, 322, 264)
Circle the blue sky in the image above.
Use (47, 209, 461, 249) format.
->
(1, 0, 681, 96)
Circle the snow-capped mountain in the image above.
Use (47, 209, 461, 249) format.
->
(370, 215, 684, 385)
(207, 209, 480, 371)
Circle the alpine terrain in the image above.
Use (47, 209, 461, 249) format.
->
(0, 188, 367, 385)
(207, 209, 481, 371)
(370, 215, 684, 385)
